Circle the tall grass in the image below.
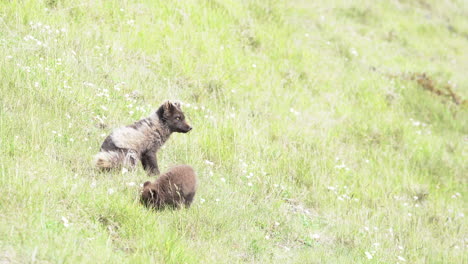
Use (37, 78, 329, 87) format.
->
(1, 0, 467, 263)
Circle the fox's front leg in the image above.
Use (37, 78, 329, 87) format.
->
(141, 151, 160, 176)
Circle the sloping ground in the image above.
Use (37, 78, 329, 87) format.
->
(0, 0, 466, 263)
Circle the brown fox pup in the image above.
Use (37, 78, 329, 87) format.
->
(94, 101, 192, 175)
(141, 165, 197, 209)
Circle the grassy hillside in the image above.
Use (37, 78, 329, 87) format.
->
(1, 0, 467, 263)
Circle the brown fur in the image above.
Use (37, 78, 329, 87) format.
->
(141, 165, 197, 209)
(94, 101, 192, 175)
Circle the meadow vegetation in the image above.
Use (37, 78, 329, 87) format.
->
(0, 0, 467, 263)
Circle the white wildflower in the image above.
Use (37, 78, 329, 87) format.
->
(61, 216, 70, 228)
(311, 233, 320, 239)
(205, 160, 214, 166)
(364, 251, 373, 259)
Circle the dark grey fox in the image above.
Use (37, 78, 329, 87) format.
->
(94, 101, 192, 175)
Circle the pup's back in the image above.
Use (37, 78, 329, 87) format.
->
(141, 165, 197, 209)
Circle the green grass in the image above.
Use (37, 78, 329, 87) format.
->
(1, 0, 467, 263)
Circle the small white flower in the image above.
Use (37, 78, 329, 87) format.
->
(69, 138, 74, 142)
(215, 198, 220, 202)
(126, 182, 136, 187)
(6, 55, 13, 60)
(205, 160, 214, 166)
(52, 130, 57, 134)
(121, 168, 128, 174)
(220, 178, 226, 182)
(101, 105, 108, 111)
(90, 181, 96, 188)
(200, 198, 205, 204)
(364, 251, 373, 259)
(274, 222, 280, 227)
(61, 216, 70, 228)
(311, 233, 320, 239)
(265, 235, 270, 240)
(100, 133, 106, 137)
(107, 188, 115, 195)
(247, 182, 253, 187)
(397, 256, 406, 262)
(252, 64, 257, 68)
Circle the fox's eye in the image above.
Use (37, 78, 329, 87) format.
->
(175, 117, 181, 120)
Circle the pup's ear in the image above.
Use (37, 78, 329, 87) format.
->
(143, 181, 151, 188)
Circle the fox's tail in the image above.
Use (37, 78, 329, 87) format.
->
(94, 150, 138, 169)
(94, 151, 124, 169)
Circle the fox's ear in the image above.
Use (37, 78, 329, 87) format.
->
(172, 101, 181, 109)
(156, 104, 165, 119)
(164, 101, 177, 112)
(143, 181, 151, 188)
